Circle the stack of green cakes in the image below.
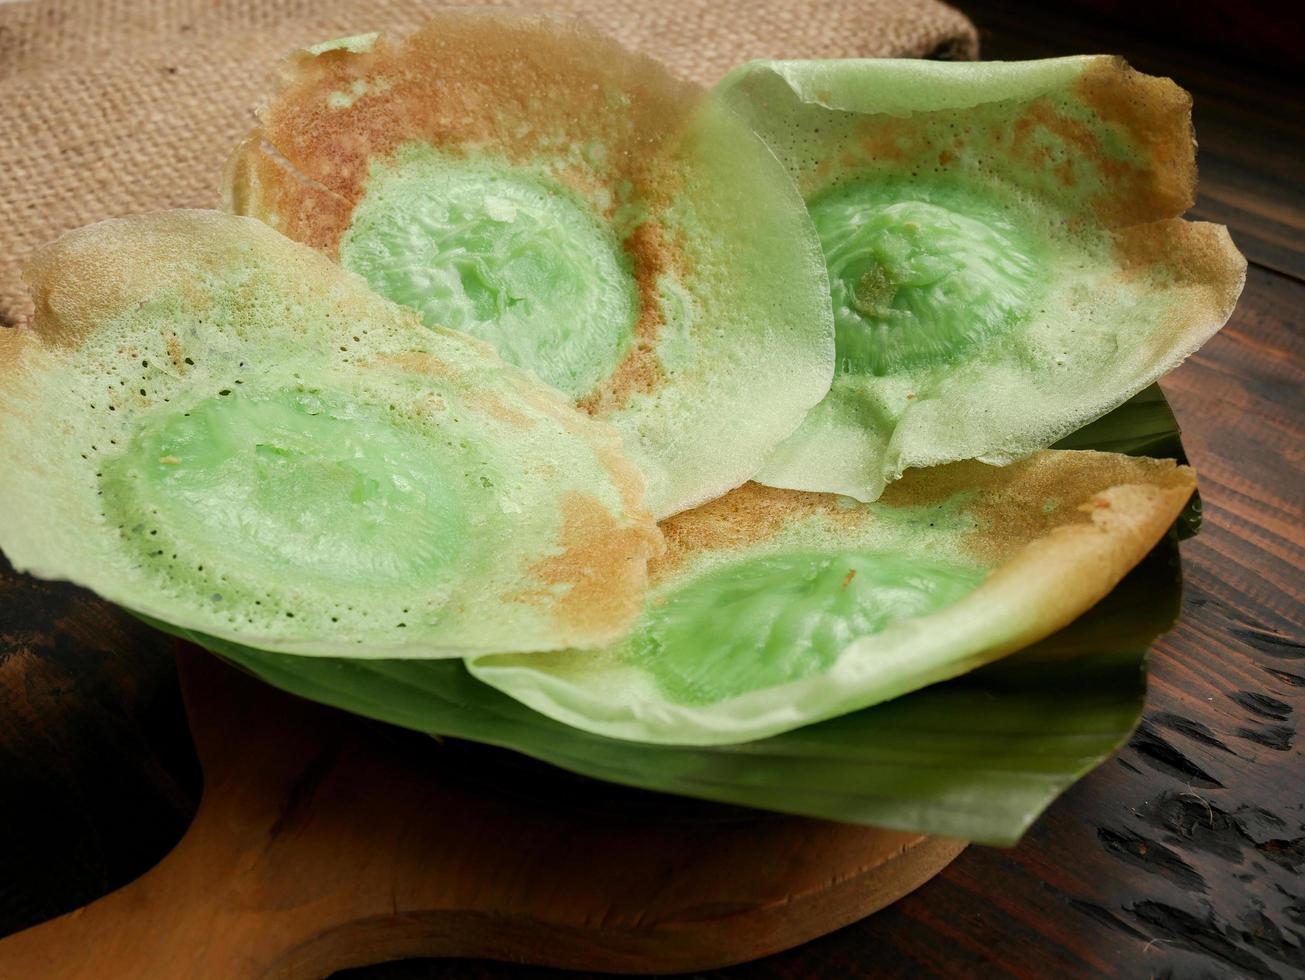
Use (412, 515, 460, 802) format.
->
(0, 13, 1245, 844)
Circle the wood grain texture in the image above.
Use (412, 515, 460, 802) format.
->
(0, 3, 1300, 978)
(0, 567, 200, 936)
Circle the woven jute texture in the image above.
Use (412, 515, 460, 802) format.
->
(0, 0, 977, 326)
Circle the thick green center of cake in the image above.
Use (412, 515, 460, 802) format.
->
(100, 387, 468, 591)
(342, 146, 638, 399)
(811, 189, 1039, 377)
(629, 549, 984, 704)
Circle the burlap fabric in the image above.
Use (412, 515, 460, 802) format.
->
(0, 0, 977, 326)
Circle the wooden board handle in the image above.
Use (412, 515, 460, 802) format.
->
(0, 648, 964, 978)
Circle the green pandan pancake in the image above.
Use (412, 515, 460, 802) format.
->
(223, 12, 835, 518)
(0, 211, 660, 659)
(715, 56, 1245, 501)
(468, 449, 1196, 745)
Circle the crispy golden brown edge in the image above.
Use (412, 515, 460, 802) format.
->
(657, 451, 1196, 641)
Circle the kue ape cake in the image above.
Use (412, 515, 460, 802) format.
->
(0, 211, 660, 659)
(469, 452, 1196, 744)
(224, 12, 836, 518)
(716, 57, 1245, 501)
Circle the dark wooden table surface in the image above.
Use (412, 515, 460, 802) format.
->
(2, 2, 1301, 978)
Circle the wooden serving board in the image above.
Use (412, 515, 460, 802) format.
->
(0, 645, 963, 978)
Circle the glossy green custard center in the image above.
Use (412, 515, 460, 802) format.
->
(342, 146, 638, 399)
(629, 550, 985, 705)
(810, 188, 1039, 377)
(100, 387, 466, 590)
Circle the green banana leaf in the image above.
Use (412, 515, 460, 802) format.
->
(156, 383, 1191, 846)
